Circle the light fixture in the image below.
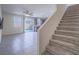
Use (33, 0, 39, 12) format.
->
(23, 9, 33, 16)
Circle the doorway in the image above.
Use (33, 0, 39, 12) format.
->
(24, 17, 34, 32)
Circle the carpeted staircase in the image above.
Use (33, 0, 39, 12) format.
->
(43, 5, 79, 55)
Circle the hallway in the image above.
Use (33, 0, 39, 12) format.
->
(0, 32, 38, 55)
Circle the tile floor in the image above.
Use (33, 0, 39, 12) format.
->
(0, 32, 38, 55)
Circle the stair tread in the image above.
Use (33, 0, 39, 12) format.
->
(50, 39, 76, 47)
(58, 26, 79, 28)
(53, 34, 79, 39)
(57, 26, 79, 30)
(55, 30, 79, 34)
(55, 30, 79, 38)
(48, 39, 79, 55)
(57, 25, 79, 29)
(63, 14, 79, 17)
(60, 22, 79, 24)
(59, 24, 79, 27)
(61, 20, 79, 21)
(63, 17, 79, 19)
(57, 27, 79, 32)
(59, 23, 79, 25)
(50, 39, 79, 51)
(52, 35, 79, 47)
(60, 21, 79, 23)
(59, 25, 79, 28)
(42, 50, 52, 55)
(62, 17, 79, 19)
(46, 45, 73, 55)
(61, 19, 79, 21)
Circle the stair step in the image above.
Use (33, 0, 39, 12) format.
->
(56, 30, 79, 34)
(64, 12, 79, 16)
(61, 18, 79, 21)
(42, 50, 52, 55)
(63, 16, 79, 19)
(49, 40, 79, 55)
(60, 22, 79, 25)
(67, 12, 79, 15)
(57, 26, 79, 31)
(60, 21, 79, 23)
(50, 39, 78, 48)
(59, 23, 79, 27)
(62, 16, 79, 19)
(53, 34, 78, 39)
(44, 48, 57, 55)
(46, 44, 73, 55)
(52, 35, 79, 46)
(63, 14, 79, 17)
(49, 39, 79, 53)
(55, 30, 79, 38)
(58, 25, 79, 29)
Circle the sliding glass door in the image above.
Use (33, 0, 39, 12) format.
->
(24, 17, 34, 32)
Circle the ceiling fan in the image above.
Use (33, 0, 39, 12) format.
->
(23, 9, 33, 16)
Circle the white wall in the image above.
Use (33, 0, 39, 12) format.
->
(0, 5, 2, 18)
(38, 5, 68, 54)
(0, 5, 2, 42)
(2, 13, 24, 35)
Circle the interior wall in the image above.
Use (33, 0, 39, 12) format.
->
(0, 5, 2, 18)
(0, 5, 2, 42)
(38, 4, 68, 54)
(2, 13, 24, 35)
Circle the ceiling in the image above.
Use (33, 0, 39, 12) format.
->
(2, 4, 57, 18)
